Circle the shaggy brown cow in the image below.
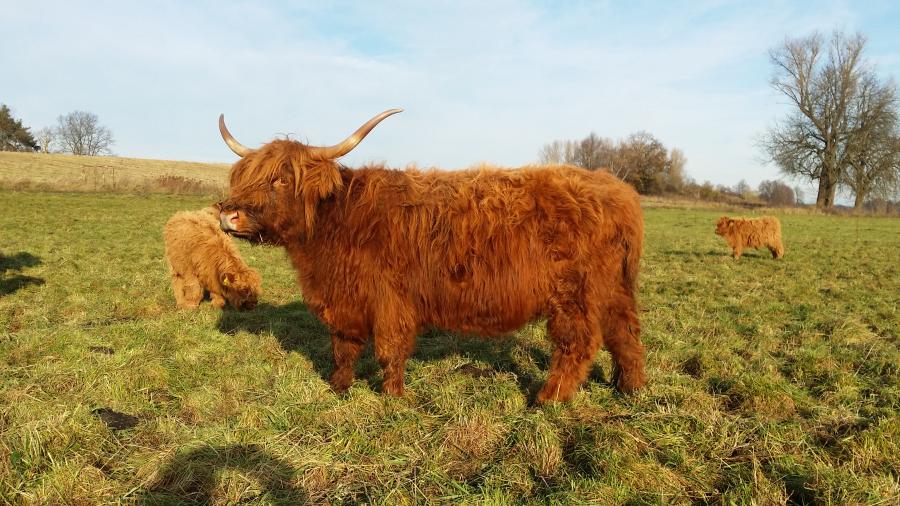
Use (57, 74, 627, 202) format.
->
(715, 216, 784, 260)
(216, 110, 646, 403)
(164, 207, 261, 310)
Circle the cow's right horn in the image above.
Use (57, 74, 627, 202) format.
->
(310, 108, 403, 159)
(219, 114, 253, 157)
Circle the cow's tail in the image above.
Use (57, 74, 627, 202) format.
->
(621, 204, 644, 296)
(621, 223, 642, 297)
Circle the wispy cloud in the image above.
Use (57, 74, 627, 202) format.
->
(2, 0, 898, 188)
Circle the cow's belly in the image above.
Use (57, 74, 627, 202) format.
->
(424, 270, 548, 337)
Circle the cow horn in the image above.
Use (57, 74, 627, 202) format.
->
(219, 114, 252, 157)
(310, 108, 403, 159)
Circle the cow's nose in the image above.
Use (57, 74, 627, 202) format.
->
(220, 211, 239, 231)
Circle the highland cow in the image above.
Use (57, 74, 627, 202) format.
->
(164, 207, 261, 310)
(215, 109, 646, 403)
(715, 215, 784, 260)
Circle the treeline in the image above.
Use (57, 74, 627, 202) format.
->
(539, 131, 686, 195)
(538, 132, 804, 207)
(0, 105, 114, 155)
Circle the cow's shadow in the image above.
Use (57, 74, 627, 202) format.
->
(217, 301, 608, 401)
(0, 252, 44, 296)
(135, 444, 305, 504)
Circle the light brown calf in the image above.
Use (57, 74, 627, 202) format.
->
(715, 216, 784, 260)
(163, 207, 261, 309)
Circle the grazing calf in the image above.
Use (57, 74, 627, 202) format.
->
(214, 110, 646, 403)
(715, 216, 784, 260)
(164, 207, 261, 309)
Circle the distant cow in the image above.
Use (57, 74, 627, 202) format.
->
(215, 110, 646, 403)
(164, 207, 261, 310)
(715, 216, 784, 260)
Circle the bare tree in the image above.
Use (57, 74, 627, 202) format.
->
(573, 132, 605, 170)
(538, 139, 575, 165)
(618, 131, 670, 194)
(734, 179, 754, 200)
(762, 31, 876, 208)
(56, 111, 114, 155)
(666, 148, 687, 193)
(759, 180, 796, 206)
(35, 127, 57, 153)
(843, 73, 900, 210)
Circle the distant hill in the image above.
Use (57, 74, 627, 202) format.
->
(0, 151, 230, 195)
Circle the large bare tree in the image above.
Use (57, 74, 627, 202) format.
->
(56, 111, 114, 156)
(763, 31, 897, 209)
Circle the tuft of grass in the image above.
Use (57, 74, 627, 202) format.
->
(0, 190, 898, 504)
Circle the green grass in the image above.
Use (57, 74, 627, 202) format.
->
(1, 190, 898, 504)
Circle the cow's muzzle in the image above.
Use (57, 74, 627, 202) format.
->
(220, 210, 240, 232)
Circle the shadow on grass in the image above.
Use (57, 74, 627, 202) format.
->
(136, 444, 305, 504)
(0, 251, 44, 296)
(217, 302, 608, 402)
(661, 249, 725, 258)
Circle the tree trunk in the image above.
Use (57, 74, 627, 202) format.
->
(853, 190, 866, 211)
(815, 174, 831, 208)
(815, 180, 828, 207)
(815, 169, 840, 209)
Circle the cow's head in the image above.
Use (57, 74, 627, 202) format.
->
(216, 109, 402, 244)
(714, 216, 731, 236)
(221, 271, 260, 310)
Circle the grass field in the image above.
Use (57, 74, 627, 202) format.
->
(1, 188, 898, 504)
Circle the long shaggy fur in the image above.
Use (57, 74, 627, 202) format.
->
(219, 139, 646, 403)
(715, 215, 785, 260)
(163, 207, 261, 309)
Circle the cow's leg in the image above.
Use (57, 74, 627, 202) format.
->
(329, 332, 367, 393)
(770, 241, 784, 259)
(732, 245, 742, 260)
(373, 331, 416, 397)
(371, 308, 417, 397)
(537, 303, 602, 404)
(171, 274, 186, 307)
(602, 294, 646, 394)
(175, 273, 203, 309)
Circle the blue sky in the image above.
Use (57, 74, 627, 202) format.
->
(3, 0, 899, 192)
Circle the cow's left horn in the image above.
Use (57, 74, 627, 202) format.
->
(310, 108, 403, 159)
(219, 114, 252, 157)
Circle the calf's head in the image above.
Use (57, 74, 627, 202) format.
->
(217, 109, 402, 243)
(715, 216, 732, 236)
(221, 271, 260, 310)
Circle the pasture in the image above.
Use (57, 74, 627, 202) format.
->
(1, 189, 898, 504)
